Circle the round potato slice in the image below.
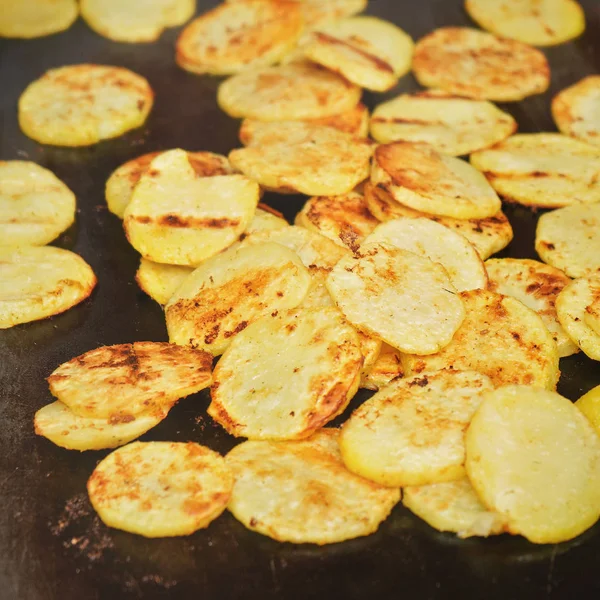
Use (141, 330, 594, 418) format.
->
(166, 242, 311, 355)
(576, 384, 600, 434)
(0, 0, 78, 38)
(535, 203, 600, 278)
(340, 370, 494, 487)
(136, 259, 194, 306)
(123, 149, 259, 266)
(402, 289, 560, 390)
(226, 429, 400, 544)
(217, 63, 362, 121)
(326, 243, 466, 355)
(88, 441, 233, 538)
(470, 133, 600, 208)
(34, 401, 169, 451)
(0, 246, 96, 329)
(465, 385, 600, 544)
(18, 64, 153, 147)
(370, 90, 516, 156)
(0, 161, 75, 246)
(360, 343, 404, 391)
(465, 0, 585, 47)
(209, 307, 363, 440)
(372, 142, 501, 220)
(412, 27, 550, 102)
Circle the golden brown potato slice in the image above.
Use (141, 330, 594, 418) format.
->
(0, 0, 78, 38)
(360, 343, 404, 391)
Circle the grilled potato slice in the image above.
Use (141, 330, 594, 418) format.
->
(226, 429, 400, 544)
(370, 90, 516, 155)
(18, 65, 153, 147)
(166, 242, 311, 355)
(209, 307, 363, 440)
(585, 296, 600, 337)
(372, 143, 501, 219)
(412, 27, 550, 102)
(326, 243, 466, 355)
(466, 385, 600, 544)
(470, 133, 600, 208)
(402, 289, 560, 390)
(575, 385, 600, 434)
(340, 370, 494, 487)
(136, 259, 194, 306)
(0, 0, 77, 38)
(88, 441, 233, 537)
(360, 343, 404, 391)
(0, 246, 96, 329)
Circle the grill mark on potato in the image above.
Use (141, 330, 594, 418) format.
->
(131, 214, 241, 229)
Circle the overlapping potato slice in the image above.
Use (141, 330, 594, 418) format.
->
(360, 343, 403, 391)
(0, 0, 78, 38)
(486, 258, 578, 358)
(166, 242, 311, 355)
(0, 246, 96, 329)
(372, 143, 501, 219)
(326, 243, 465, 355)
(48, 342, 212, 419)
(243, 205, 289, 234)
(217, 63, 362, 121)
(363, 218, 487, 292)
(465, 0, 585, 47)
(124, 150, 259, 266)
(209, 307, 363, 440)
(412, 27, 550, 102)
(340, 370, 494, 487)
(470, 133, 600, 208)
(370, 90, 516, 155)
(402, 289, 560, 390)
(18, 65, 153, 147)
(466, 385, 600, 544)
(136, 259, 194, 306)
(535, 203, 600, 278)
(88, 441, 233, 537)
(585, 295, 600, 337)
(226, 429, 400, 544)
(576, 384, 600, 434)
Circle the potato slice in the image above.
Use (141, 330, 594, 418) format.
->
(48, 342, 213, 419)
(0, 0, 77, 38)
(0, 246, 96, 329)
(402, 289, 560, 390)
(466, 385, 600, 544)
(88, 441, 232, 538)
(326, 243, 466, 355)
(412, 27, 550, 102)
(226, 429, 400, 544)
(575, 384, 600, 434)
(360, 343, 404, 391)
(166, 242, 311, 355)
(470, 133, 600, 208)
(124, 149, 259, 266)
(372, 142, 501, 219)
(340, 370, 494, 487)
(136, 259, 194, 306)
(242, 205, 289, 235)
(486, 258, 578, 358)
(370, 90, 516, 155)
(18, 65, 153, 147)
(535, 203, 600, 278)
(585, 295, 600, 337)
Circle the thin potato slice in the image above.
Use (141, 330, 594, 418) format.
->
(575, 384, 600, 434)
(88, 441, 232, 537)
(48, 342, 212, 419)
(360, 343, 404, 391)
(136, 259, 194, 306)
(0, 0, 78, 38)
(466, 385, 600, 544)
(226, 429, 400, 544)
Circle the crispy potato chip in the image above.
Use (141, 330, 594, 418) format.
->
(466, 385, 600, 544)
(88, 441, 232, 537)
(575, 384, 600, 434)
(372, 143, 501, 219)
(360, 343, 404, 391)
(0, 0, 78, 38)
(370, 90, 516, 156)
(412, 27, 550, 102)
(136, 258, 194, 306)
(209, 307, 363, 440)
(226, 429, 400, 544)
(18, 64, 153, 147)
(402, 289, 560, 390)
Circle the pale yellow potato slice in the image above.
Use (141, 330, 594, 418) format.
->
(340, 370, 494, 487)
(0, 0, 78, 38)
(372, 142, 501, 219)
(166, 242, 311, 355)
(412, 27, 550, 102)
(470, 133, 600, 208)
(18, 65, 153, 147)
(124, 149, 259, 266)
(326, 243, 466, 355)
(226, 429, 400, 544)
(370, 90, 516, 155)
(466, 385, 600, 544)
(360, 343, 404, 391)
(209, 307, 363, 440)
(402, 289, 560, 390)
(299, 267, 336, 310)
(88, 441, 233, 538)
(575, 384, 600, 434)
(0, 246, 96, 329)
(136, 259, 194, 306)
(242, 205, 289, 235)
